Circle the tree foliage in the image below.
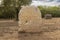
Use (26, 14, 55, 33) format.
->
(0, 0, 32, 19)
(38, 6, 60, 18)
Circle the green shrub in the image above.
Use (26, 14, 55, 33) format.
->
(0, 7, 16, 19)
(38, 6, 60, 18)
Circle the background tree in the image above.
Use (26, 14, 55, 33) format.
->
(38, 6, 60, 18)
(2, 0, 32, 20)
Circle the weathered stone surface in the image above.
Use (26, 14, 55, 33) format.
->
(44, 14, 52, 19)
(18, 6, 42, 32)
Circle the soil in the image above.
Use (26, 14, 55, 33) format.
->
(0, 18, 60, 40)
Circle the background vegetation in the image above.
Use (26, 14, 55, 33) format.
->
(38, 6, 60, 18)
(0, 0, 60, 19)
(0, 0, 32, 20)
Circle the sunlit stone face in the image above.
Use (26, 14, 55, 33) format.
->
(18, 6, 42, 32)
